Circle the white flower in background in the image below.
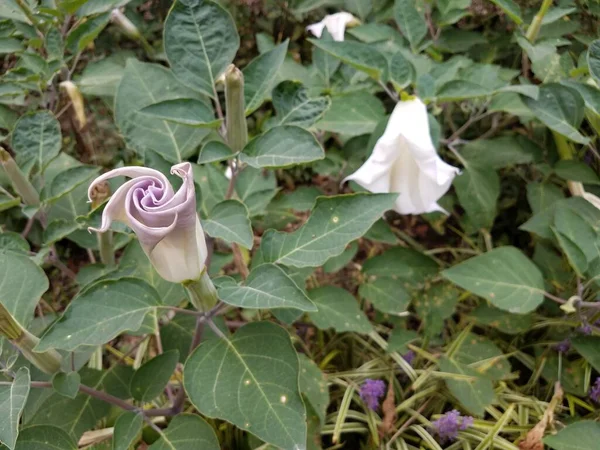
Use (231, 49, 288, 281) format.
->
(88, 162, 208, 283)
(344, 98, 460, 215)
(306, 12, 358, 42)
(568, 180, 600, 210)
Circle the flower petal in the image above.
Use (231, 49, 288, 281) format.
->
(307, 12, 356, 42)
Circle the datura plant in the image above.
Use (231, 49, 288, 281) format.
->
(1, 0, 600, 449)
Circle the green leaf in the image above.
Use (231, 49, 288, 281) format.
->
(0, 367, 29, 450)
(316, 92, 385, 137)
(218, 263, 316, 311)
(234, 166, 277, 216)
(358, 278, 410, 315)
(362, 247, 439, 284)
(260, 193, 396, 267)
(0, 250, 49, 328)
(202, 199, 253, 248)
(113, 412, 143, 450)
(308, 39, 388, 81)
(389, 52, 415, 90)
(554, 160, 600, 185)
(469, 303, 532, 335)
(268, 81, 330, 129)
(323, 241, 358, 273)
(489, 0, 522, 24)
(553, 206, 599, 271)
(164, 0, 239, 98)
(184, 322, 306, 450)
(130, 350, 179, 402)
(0, 232, 30, 254)
(240, 125, 324, 169)
(14, 425, 76, 450)
(442, 246, 545, 314)
(115, 59, 210, 163)
(561, 81, 600, 117)
(572, 336, 600, 372)
(0, 38, 22, 54)
(148, 414, 219, 450)
(388, 328, 419, 353)
(588, 40, 600, 85)
(194, 163, 229, 217)
(11, 111, 61, 175)
(438, 357, 495, 417)
(461, 136, 543, 169)
(36, 278, 161, 352)
(544, 421, 600, 450)
(523, 83, 589, 145)
(308, 286, 372, 334)
(65, 13, 110, 53)
(198, 140, 234, 164)
(436, 80, 490, 101)
(140, 98, 221, 128)
(43, 219, 81, 246)
(298, 354, 329, 426)
(413, 283, 459, 338)
(52, 372, 80, 400)
(394, 0, 428, 51)
(454, 163, 500, 230)
(42, 165, 99, 203)
(244, 40, 289, 115)
(455, 333, 510, 380)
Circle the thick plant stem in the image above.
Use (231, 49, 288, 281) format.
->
(184, 271, 219, 312)
(0, 148, 40, 206)
(525, 0, 553, 43)
(552, 131, 585, 197)
(0, 303, 62, 374)
(224, 64, 248, 153)
(98, 232, 115, 266)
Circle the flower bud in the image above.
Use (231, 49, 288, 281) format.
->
(60, 81, 86, 130)
(306, 12, 359, 42)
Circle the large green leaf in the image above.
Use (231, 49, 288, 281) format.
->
(218, 263, 316, 311)
(362, 247, 439, 283)
(184, 322, 306, 450)
(308, 39, 388, 81)
(439, 357, 495, 417)
(0, 367, 29, 450)
(0, 251, 49, 328)
(51, 372, 80, 400)
(130, 350, 179, 402)
(267, 81, 330, 129)
(572, 336, 600, 372)
(164, 0, 239, 98)
(36, 278, 161, 352)
(234, 166, 277, 216)
(202, 199, 253, 248)
(544, 421, 600, 450)
(240, 126, 324, 169)
(149, 415, 219, 450)
(14, 425, 76, 450)
(259, 193, 396, 267)
(394, 0, 427, 51)
(307, 286, 372, 334)
(298, 354, 329, 426)
(454, 163, 500, 230)
(316, 92, 385, 137)
(588, 40, 600, 86)
(413, 283, 459, 338)
(115, 59, 209, 163)
(442, 246, 545, 314)
(389, 52, 415, 90)
(523, 83, 589, 145)
(358, 278, 410, 315)
(455, 333, 510, 380)
(460, 136, 543, 169)
(113, 412, 143, 450)
(42, 165, 99, 204)
(244, 40, 289, 115)
(11, 111, 61, 175)
(139, 98, 220, 128)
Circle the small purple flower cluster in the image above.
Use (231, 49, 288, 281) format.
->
(590, 377, 600, 404)
(403, 350, 415, 365)
(359, 379, 386, 410)
(554, 339, 571, 353)
(431, 410, 474, 442)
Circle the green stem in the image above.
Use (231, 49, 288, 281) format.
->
(552, 131, 574, 160)
(12, 329, 63, 375)
(184, 271, 219, 312)
(525, 0, 553, 43)
(224, 64, 248, 153)
(0, 148, 40, 206)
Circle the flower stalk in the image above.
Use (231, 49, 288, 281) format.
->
(0, 147, 40, 206)
(111, 9, 154, 58)
(90, 181, 115, 266)
(0, 303, 62, 375)
(525, 0, 553, 43)
(184, 271, 219, 312)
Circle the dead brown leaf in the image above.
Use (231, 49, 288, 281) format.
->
(518, 382, 564, 450)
